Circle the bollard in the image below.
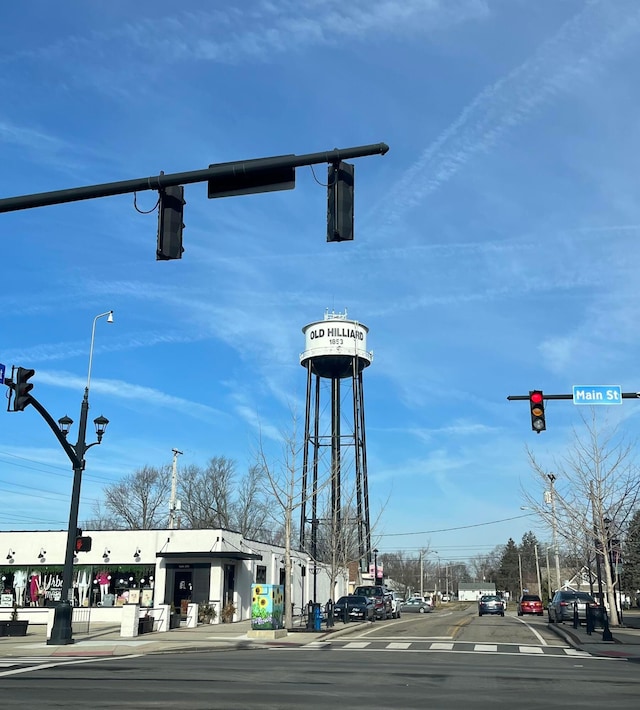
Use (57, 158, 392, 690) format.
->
(572, 602, 579, 629)
(325, 599, 334, 628)
(601, 607, 613, 642)
(585, 604, 593, 635)
(306, 600, 314, 631)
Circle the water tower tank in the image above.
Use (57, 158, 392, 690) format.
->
(300, 310, 372, 379)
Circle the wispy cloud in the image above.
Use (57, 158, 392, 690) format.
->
(36, 370, 225, 423)
(386, 0, 640, 220)
(2, 1, 488, 68)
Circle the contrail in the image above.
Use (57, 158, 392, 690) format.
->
(386, 0, 640, 221)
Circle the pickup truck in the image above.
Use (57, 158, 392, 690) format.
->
(353, 585, 393, 620)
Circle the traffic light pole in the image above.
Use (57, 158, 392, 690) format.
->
(4, 380, 105, 645)
(0, 143, 389, 213)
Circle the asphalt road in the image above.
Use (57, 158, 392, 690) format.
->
(2, 606, 638, 709)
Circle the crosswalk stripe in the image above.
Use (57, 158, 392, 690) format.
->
(344, 641, 370, 649)
(474, 644, 497, 652)
(519, 646, 544, 654)
(387, 642, 411, 649)
(564, 648, 590, 656)
(430, 642, 454, 650)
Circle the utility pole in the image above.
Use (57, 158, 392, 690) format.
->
(547, 473, 562, 592)
(168, 448, 183, 529)
(518, 554, 523, 595)
(534, 544, 542, 598)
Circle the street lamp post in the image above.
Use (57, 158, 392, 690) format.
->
(48, 310, 113, 645)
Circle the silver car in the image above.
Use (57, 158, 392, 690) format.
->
(400, 598, 432, 614)
(548, 590, 602, 624)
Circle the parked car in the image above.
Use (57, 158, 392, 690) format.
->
(400, 598, 432, 614)
(517, 594, 544, 616)
(548, 590, 602, 625)
(353, 585, 393, 620)
(478, 595, 505, 617)
(388, 591, 402, 619)
(333, 595, 376, 622)
(441, 594, 451, 603)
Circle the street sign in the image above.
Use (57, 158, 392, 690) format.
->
(572, 385, 622, 405)
(0, 363, 5, 385)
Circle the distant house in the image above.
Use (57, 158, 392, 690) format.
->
(458, 582, 496, 602)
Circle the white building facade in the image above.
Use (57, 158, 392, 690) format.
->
(0, 527, 346, 624)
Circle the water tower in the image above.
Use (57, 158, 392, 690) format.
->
(299, 309, 373, 591)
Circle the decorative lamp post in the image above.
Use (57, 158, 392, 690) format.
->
(48, 310, 113, 645)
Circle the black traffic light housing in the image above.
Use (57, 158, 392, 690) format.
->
(327, 161, 354, 242)
(13, 367, 35, 412)
(75, 528, 92, 552)
(157, 185, 185, 260)
(529, 390, 546, 433)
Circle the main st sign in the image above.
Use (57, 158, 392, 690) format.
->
(572, 385, 622, 405)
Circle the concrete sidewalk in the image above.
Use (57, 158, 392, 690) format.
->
(0, 619, 353, 659)
(548, 613, 640, 661)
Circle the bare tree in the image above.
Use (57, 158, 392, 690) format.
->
(254, 420, 303, 631)
(101, 465, 171, 529)
(231, 464, 272, 540)
(523, 412, 640, 626)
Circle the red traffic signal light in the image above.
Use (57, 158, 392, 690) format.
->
(529, 390, 546, 433)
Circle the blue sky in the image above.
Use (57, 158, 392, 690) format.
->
(2, 0, 640, 568)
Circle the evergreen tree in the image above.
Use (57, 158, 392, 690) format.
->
(621, 508, 640, 601)
(497, 538, 520, 596)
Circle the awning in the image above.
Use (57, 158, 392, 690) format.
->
(156, 551, 262, 561)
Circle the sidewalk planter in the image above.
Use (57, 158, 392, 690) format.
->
(169, 612, 181, 629)
(0, 620, 29, 637)
(138, 616, 154, 635)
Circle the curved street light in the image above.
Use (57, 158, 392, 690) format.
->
(48, 310, 113, 646)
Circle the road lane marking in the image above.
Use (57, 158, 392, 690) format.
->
(430, 642, 454, 650)
(564, 648, 590, 656)
(387, 642, 411, 649)
(513, 615, 548, 645)
(344, 642, 370, 649)
(519, 646, 544, 654)
(474, 644, 497, 652)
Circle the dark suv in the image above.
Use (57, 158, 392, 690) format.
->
(353, 585, 393, 620)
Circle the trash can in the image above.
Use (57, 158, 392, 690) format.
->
(313, 603, 322, 632)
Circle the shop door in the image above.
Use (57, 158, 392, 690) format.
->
(173, 570, 193, 613)
(223, 564, 235, 606)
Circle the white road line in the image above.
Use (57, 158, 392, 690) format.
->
(387, 642, 411, 649)
(430, 642, 454, 650)
(474, 644, 498, 652)
(344, 641, 371, 649)
(519, 646, 544, 654)
(513, 615, 548, 645)
(564, 648, 591, 656)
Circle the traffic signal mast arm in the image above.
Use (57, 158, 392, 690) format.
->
(0, 143, 389, 213)
(4, 381, 81, 469)
(507, 393, 640, 400)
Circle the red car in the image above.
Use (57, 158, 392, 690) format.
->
(517, 594, 544, 616)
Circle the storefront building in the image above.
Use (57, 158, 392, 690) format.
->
(0, 527, 346, 622)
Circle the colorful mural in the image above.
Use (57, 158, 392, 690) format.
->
(251, 584, 284, 630)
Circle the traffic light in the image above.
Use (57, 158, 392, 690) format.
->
(13, 367, 35, 411)
(529, 390, 546, 433)
(327, 161, 354, 242)
(156, 185, 185, 260)
(75, 528, 92, 552)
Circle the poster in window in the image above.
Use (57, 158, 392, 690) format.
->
(140, 588, 154, 608)
(128, 588, 140, 605)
